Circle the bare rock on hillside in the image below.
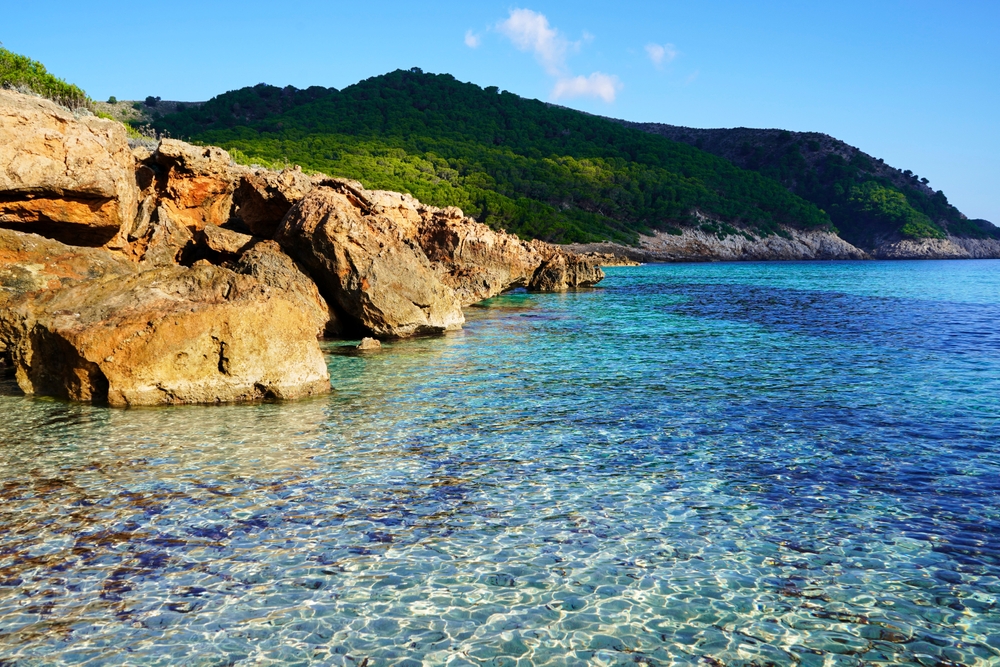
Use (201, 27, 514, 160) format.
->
(3, 260, 330, 406)
(0, 90, 139, 246)
(528, 252, 605, 292)
(276, 186, 465, 338)
(872, 237, 972, 259)
(234, 240, 338, 335)
(232, 167, 317, 238)
(153, 139, 244, 231)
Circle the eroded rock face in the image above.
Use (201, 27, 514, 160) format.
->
(528, 253, 606, 292)
(0, 229, 329, 406)
(0, 90, 139, 246)
(232, 167, 317, 238)
(234, 240, 338, 336)
(416, 208, 550, 305)
(276, 186, 465, 338)
(153, 139, 244, 232)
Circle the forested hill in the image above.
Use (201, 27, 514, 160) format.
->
(612, 121, 999, 248)
(152, 69, 831, 244)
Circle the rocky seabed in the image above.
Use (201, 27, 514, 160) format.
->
(0, 90, 602, 406)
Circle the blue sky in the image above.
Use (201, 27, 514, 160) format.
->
(6, 1, 999, 222)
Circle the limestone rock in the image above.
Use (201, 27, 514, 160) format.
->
(415, 210, 549, 305)
(356, 337, 381, 350)
(153, 139, 244, 231)
(136, 205, 195, 266)
(276, 186, 464, 338)
(3, 261, 330, 406)
(567, 225, 870, 262)
(873, 237, 972, 259)
(0, 90, 139, 246)
(232, 167, 317, 238)
(0, 228, 136, 315)
(528, 253, 605, 291)
(234, 240, 338, 335)
(201, 224, 254, 255)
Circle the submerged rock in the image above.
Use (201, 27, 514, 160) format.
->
(276, 186, 465, 338)
(0, 229, 329, 406)
(0, 90, 139, 246)
(356, 337, 381, 350)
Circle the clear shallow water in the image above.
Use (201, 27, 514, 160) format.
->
(1, 260, 999, 666)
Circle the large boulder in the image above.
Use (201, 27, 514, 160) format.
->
(234, 240, 338, 336)
(153, 139, 244, 232)
(0, 90, 139, 246)
(276, 186, 465, 338)
(0, 229, 329, 406)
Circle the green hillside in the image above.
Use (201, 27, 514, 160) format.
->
(153, 69, 832, 244)
(617, 122, 1000, 247)
(0, 47, 88, 108)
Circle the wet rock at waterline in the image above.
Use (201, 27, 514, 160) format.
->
(0, 230, 329, 406)
(276, 186, 466, 338)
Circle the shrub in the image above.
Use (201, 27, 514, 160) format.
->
(0, 46, 88, 108)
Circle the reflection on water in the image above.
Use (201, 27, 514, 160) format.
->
(1, 260, 999, 666)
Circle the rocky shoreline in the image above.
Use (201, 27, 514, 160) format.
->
(0, 90, 603, 406)
(569, 226, 1000, 263)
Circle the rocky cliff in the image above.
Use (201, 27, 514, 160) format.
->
(567, 223, 867, 263)
(0, 89, 604, 406)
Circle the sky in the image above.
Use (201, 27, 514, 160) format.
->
(5, 1, 999, 222)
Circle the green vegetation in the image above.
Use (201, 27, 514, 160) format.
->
(0, 46, 88, 108)
(847, 182, 945, 240)
(154, 70, 831, 244)
(726, 134, 997, 243)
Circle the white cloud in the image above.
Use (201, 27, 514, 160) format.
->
(497, 8, 569, 75)
(645, 43, 678, 68)
(552, 72, 623, 103)
(464, 30, 481, 49)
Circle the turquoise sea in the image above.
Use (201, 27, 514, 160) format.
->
(1, 260, 999, 666)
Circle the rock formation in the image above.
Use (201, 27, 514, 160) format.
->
(276, 185, 466, 338)
(567, 224, 868, 263)
(233, 240, 337, 336)
(151, 139, 243, 232)
(1, 230, 329, 406)
(0, 88, 606, 405)
(0, 90, 138, 246)
(232, 167, 317, 237)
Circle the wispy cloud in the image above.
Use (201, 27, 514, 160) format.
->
(552, 73, 623, 103)
(645, 43, 678, 68)
(496, 8, 570, 75)
(464, 30, 481, 48)
(494, 8, 621, 103)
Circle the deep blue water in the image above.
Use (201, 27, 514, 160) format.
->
(1, 260, 998, 666)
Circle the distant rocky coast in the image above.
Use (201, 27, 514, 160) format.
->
(0, 90, 603, 406)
